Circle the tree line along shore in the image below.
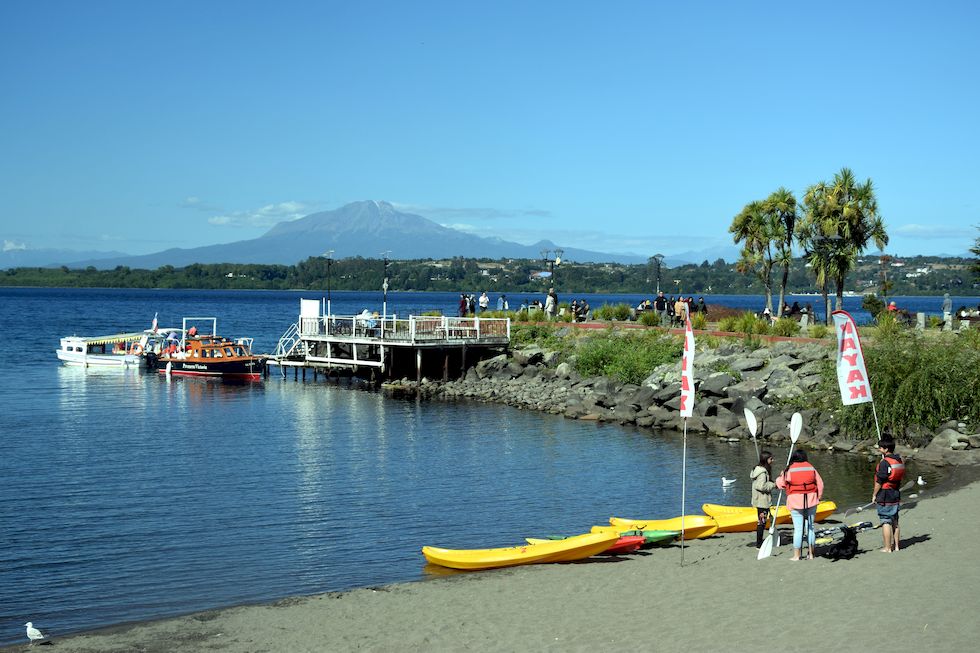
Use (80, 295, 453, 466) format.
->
(1, 252, 976, 295)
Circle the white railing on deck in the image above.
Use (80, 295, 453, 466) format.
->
(296, 314, 510, 343)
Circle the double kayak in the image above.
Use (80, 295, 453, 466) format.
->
(422, 531, 621, 570)
(701, 500, 838, 533)
(608, 514, 718, 539)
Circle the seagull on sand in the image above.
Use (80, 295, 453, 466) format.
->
(722, 477, 737, 487)
(25, 622, 46, 645)
(918, 475, 927, 486)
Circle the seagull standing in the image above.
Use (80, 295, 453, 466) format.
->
(917, 475, 927, 486)
(722, 477, 737, 487)
(25, 622, 46, 645)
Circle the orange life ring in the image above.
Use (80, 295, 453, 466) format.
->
(131, 343, 144, 355)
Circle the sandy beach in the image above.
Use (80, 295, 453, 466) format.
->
(8, 468, 980, 653)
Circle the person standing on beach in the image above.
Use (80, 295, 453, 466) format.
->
(873, 438, 905, 552)
(751, 451, 777, 548)
(478, 292, 490, 313)
(776, 450, 824, 561)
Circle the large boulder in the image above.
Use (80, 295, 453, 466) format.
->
(769, 353, 805, 370)
(726, 379, 768, 401)
(654, 382, 682, 404)
(628, 385, 659, 409)
(511, 346, 545, 366)
(699, 372, 735, 397)
(731, 357, 765, 373)
(931, 428, 969, 450)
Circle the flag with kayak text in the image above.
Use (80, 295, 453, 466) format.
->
(680, 314, 695, 417)
(831, 310, 872, 405)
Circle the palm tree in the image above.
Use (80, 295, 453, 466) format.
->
(765, 188, 798, 317)
(730, 200, 776, 312)
(795, 211, 835, 325)
(801, 168, 888, 316)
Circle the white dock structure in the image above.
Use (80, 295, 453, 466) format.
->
(269, 299, 511, 382)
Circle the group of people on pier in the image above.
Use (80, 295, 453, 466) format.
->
(457, 288, 591, 322)
(633, 291, 707, 327)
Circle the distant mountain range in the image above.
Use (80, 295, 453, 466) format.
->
(1, 200, 740, 269)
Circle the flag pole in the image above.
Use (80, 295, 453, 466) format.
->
(680, 417, 687, 566)
(678, 312, 695, 567)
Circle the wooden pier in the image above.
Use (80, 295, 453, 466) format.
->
(267, 301, 511, 383)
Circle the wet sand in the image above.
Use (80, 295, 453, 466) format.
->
(7, 475, 979, 652)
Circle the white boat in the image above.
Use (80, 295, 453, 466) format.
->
(57, 314, 180, 367)
(57, 332, 155, 367)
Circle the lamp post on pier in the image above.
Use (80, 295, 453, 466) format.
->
(381, 251, 391, 318)
(653, 253, 665, 294)
(323, 249, 334, 317)
(540, 248, 564, 287)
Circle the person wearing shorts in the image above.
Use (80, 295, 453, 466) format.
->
(873, 438, 905, 552)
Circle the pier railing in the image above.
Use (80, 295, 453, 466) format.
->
(295, 314, 510, 344)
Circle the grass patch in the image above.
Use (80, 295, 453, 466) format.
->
(573, 330, 683, 385)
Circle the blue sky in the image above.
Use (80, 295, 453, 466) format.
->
(2, 1, 978, 260)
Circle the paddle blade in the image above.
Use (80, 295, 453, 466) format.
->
(790, 412, 803, 442)
(757, 534, 774, 560)
(744, 408, 758, 437)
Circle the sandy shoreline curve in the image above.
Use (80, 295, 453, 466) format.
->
(7, 473, 979, 652)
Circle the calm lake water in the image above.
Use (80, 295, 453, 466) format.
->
(0, 288, 958, 645)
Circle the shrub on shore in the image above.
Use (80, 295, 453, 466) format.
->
(771, 317, 799, 337)
(574, 330, 682, 385)
(825, 328, 980, 440)
(639, 311, 661, 327)
(809, 324, 830, 339)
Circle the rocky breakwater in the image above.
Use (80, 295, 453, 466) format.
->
(390, 339, 980, 466)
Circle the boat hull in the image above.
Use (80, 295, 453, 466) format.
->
(702, 501, 838, 532)
(150, 356, 265, 380)
(422, 532, 620, 570)
(56, 351, 141, 367)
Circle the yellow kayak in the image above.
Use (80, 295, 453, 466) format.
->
(608, 514, 718, 539)
(422, 531, 620, 570)
(701, 500, 838, 532)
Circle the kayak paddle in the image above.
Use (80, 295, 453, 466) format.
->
(843, 479, 916, 518)
(757, 412, 802, 560)
(744, 407, 759, 460)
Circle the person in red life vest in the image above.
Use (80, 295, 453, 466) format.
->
(887, 301, 898, 312)
(776, 450, 825, 561)
(873, 438, 906, 552)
